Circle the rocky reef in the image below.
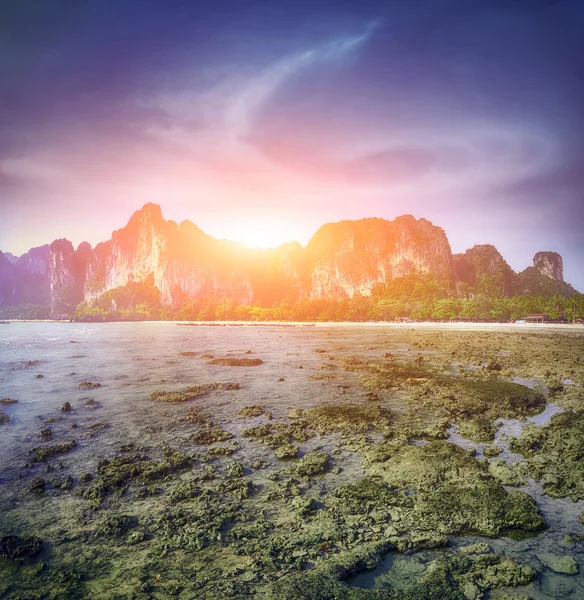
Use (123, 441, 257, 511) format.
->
(3, 324, 584, 598)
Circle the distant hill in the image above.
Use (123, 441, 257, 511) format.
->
(0, 204, 579, 319)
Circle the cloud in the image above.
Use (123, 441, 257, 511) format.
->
(145, 21, 377, 156)
(0, 157, 65, 182)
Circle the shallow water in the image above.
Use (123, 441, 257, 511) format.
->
(1, 322, 584, 598)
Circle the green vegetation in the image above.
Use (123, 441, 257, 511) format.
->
(3, 271, 582, 322)
(74, 273, 161, 321)
(0, 304, 50, 320)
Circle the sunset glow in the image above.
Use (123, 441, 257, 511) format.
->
(213, 217, 300, 249)
(0, 1, 583, 288)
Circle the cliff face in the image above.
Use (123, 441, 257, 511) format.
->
(85, 204, 254, 306)
(304, 216, 454, 298)
(1, 204, 578, 315)
(12, 245, 50, 305)
(533, 251, 563, 281)
(453, 245, 516, 297)
(48, 240, 93, 318)
(0, 252, 16, 305)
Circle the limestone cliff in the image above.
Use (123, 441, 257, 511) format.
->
(304, 216, 454, 298)
(1, 204, 579, 315)
(48, 240, 92, 318)
(84, 203, 254, 306)
(533, 251, 563, 281)
(453, 245, 516, 297)
(10, 245, 50, 305)
(0, 252, 16, 306)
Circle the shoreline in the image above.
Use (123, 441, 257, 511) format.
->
(2, 319, 583, 330)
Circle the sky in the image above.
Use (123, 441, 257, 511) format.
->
(0, 0, 583, 288)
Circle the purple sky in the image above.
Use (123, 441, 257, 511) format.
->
(1, 0, 583, 288)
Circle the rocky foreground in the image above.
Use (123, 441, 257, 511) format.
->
(1, 325, 584, 599)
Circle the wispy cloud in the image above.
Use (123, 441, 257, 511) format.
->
(146, 21, 378, 154)
(224, 22, 379, 140)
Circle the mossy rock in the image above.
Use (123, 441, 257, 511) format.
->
(458, 418, 497, 443)
(369, 442, 544, 537)
(0, 535, 44, 560)
(294, 452, 330, 477)
(191, 427, 234, 445)
(28, 440, 77, 462)
(508, 411, 584, 500)
(488, 460, 526, 487)
(297, 404, 392, 435)
(238, 405, 268, 418)
(483, 444, 503, 458)
(209, 357, 263, 366)
(276, 444, 299, 459)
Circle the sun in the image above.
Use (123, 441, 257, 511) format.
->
(216, 217, 297, 249)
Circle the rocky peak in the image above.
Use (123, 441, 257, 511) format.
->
(533, 251, 563, 281)
(305, 215, 454, 298)
(453, 244, 516, 296)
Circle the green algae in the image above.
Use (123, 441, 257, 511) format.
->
(0, 535, 44, 560)
(27, 440, 77, 462)
(78, 446, 194, 503)
(260, 549, 536, 600)
(78, 381, 101, 389)
(191, 427, 234, 444)
(242, 421, 311, 448)
(238, 405, 270, 418)
(294, 451, 331, 477)
(509, 410, 584, 500)
(209, 357, 263, 366)
(275, 444, 299, 459)
(10, 327, 584, 599)
(292, 404, 392, 435)
(368, 442, 545, 538)
(483, 444, 503, 457)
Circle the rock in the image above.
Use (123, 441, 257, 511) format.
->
(482, 444, 503, 458)
(0, 411, 10, 424)
(40, 428, 52, 440)
(238, 405, 267, 418)
(294, 452, 330, 477)
(538, 553, 579, 575)
(209, 357, 263, 367)
(227, 461, 244, 478)
(78, 381, 101, 389)
(0, 535, 44, 560)
(459, 543, 491, 555)
(29, 477, 47, 494)
(28, 440, 77, 462)
(488, 460, 526, 486)
(533, 251, 563, 281)
(61, 401, 71, 412)
(454, 244, 516, 297)
(275, 444, 299, 459)
(0, 398, 18, 405)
